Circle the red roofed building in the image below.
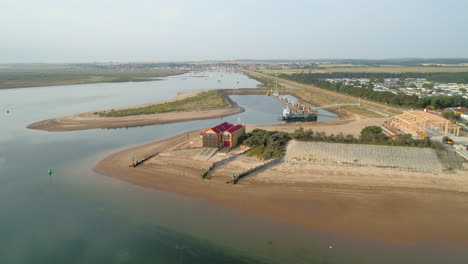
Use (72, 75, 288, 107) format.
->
(223, 124, 245, 147)
(202, 122, 245, 148)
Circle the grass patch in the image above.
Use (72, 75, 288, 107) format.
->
(342, 106, 385, 118)
(238, 69, 283, 89)
(0, 69, 185, 89)
(290, 88, 342, 105)
(98, 90, 228, 117)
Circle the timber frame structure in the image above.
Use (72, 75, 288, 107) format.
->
(385, 110, 460, 137)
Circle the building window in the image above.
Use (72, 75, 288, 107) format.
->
(223, 133, 230, 140)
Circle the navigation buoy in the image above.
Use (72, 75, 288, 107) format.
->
(125, 124, 129, 129)
(48, 168, 52, 175)
(6, 110, 10, 114)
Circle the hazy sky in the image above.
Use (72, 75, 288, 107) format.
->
(1, 0, 467, 63)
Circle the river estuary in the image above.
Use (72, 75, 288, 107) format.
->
(0, 72, 467, 263)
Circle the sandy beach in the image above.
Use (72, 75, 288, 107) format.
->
(94, 118, 468, 250)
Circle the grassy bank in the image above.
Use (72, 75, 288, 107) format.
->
(238, 69, 283, 89)
(0, 66, 186, 89)
(99, 90, 228, 117)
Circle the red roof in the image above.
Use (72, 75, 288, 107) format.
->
(203, 122, 234, 135)
(225, 124, 244, 134)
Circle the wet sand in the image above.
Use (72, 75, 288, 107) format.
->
(94, 121, 468, 250)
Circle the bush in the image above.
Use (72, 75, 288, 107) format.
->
(243, 129, 290, 159)
(290, 126, 444, 149)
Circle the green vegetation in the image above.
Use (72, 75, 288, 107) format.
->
(242, 126, 445, 159)
(422, 82, 434, 89)
(0, 64, 186, 89)
(243, 129, 291, 160)
(242, 70, 390, 118)
(291, 126, 444, 149)
(275, 71, 468, 84)
(99, 90, 227, 117)
(442, 111, 462, 122)
(342, 106, 384, 118)
(280, 73, 468, 108)
(428, 72, 468, 83)
(239, 69, 284, 89)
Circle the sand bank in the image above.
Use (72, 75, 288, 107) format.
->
(26, 88, 351, 132)
(94, 120, 468, 250)
(27, 90, 244, 132)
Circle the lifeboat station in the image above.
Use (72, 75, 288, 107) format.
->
(202, 122, 245, 148)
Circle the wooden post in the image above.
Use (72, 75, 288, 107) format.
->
(445, 120, 449, 136)
(231, 172, 237, 183)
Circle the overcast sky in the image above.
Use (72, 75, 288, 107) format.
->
(1, 0, 467, 63)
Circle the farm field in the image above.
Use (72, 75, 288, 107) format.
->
(261, 66, 468, 74)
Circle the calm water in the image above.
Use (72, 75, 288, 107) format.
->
(1, 72, 467, 263)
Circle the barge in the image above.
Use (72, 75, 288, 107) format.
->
(281, 107, 317, 121)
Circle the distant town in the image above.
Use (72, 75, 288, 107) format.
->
(325, 78, 468, 99)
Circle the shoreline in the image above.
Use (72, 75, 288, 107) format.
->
(94, 122, 468, 250)
(0, 78, 162, 90)
(26, 88, 348, 132)
(26, 90, 246, 132)
(0, 70, 188, 90)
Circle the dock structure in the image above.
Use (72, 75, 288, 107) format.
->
(268, 90, 359, 113)
(269, 91, 316, 114)
(270, 91, 297, 110)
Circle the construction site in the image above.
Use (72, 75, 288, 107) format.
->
(381, 109, 468, 160)
(383, 110, 461, 137)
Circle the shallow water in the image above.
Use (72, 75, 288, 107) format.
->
(0, 72, 467, 263)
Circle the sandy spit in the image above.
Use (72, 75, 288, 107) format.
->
(26, 88, 349, 132)
(26, 90, 245, 132)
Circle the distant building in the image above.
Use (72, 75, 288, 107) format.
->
(202, 122, 245, 148)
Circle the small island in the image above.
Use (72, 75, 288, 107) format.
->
(27, 90, 245, 131)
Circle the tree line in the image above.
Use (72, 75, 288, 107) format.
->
(279, 71, 468, 84)
(280, 73, 468, 108)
